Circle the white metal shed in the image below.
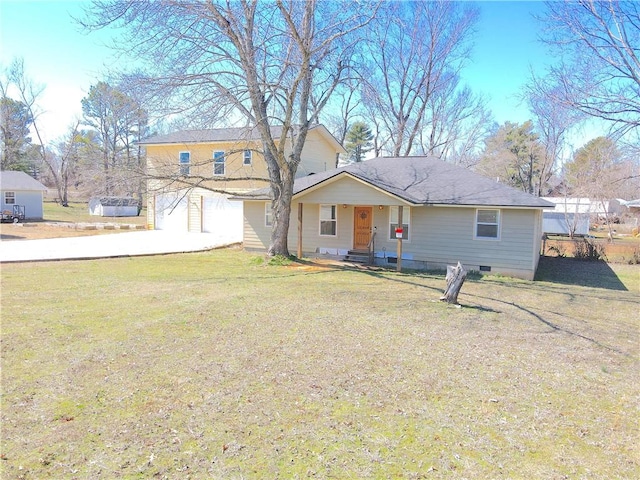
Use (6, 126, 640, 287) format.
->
(89, 197, 140, 217)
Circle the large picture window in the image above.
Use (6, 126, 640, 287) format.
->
(319, 204, 337, 236)
(389, 206, 410, 240)
(214, 151, 225, 175)
(475, 209, 500, 239)
(179, 151, 190, 175)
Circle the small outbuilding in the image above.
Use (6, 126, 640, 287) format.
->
(542, 212, 590, 236)
(89, 197, 140, 217)
(0, 170, 48, 220)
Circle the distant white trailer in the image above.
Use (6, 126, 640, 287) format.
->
(542, 212, 590, 236)
(89, 197, 140, 217)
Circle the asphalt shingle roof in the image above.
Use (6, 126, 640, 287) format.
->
(0, 171, 48, 191)
(242, 156, 554, 208)
(138, 126, 283, 145)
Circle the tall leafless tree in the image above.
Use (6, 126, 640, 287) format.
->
(563, 136, 632, 236)
(45, 122, 83, 207)
(2, 59, 70, 197)
(81, 81, 148, 196)
(320, 77, 362, 167)
(419, 81, 492, 166)
(540, 0, 640, 143)
(522, 74, 580, 196)
(359, 1, 479, 157)
(84, 0, 375, 256)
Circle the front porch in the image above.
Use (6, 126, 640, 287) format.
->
(290, 202, 410, 269)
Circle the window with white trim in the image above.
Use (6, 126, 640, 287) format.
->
(265, 202, 273, 227)
(475, 209, 500, 239)
(4, 191, 16, 205)
(213, 151, 225, 175)
(319, 204, 337, 236)
(243, 150, 252, 165)
(179, 151, 190, 175)
(389, 206, 410, 240)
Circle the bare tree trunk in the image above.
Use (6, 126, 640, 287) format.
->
(268, 166, 294, 256)
(440, 261, 467, 305)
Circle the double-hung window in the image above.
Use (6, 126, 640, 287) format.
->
(475, 209, 500, 239)
(243, 150, 252, 166)
(319, 204, 337, 236)
(213, 151, 225, 175)
(265, 202, 273, 227)
(179, 152, 190, 175)
(389, 206, 410, 240)
(4, 191, 16, 205)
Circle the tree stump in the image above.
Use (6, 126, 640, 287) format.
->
(440, 261, 467, 305)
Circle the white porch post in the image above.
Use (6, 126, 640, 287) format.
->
(396, 205, 403, 272)
(297, 202, 303, 258)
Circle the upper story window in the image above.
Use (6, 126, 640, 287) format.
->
(244, 150, 252, 166)
(320, 204, 337, 236)
(179, 152, 190, 176)
(214, 151, 225, 175)
(389, 206, 410, 240)
(475, 209, 500, 240)
(4, 191, 15, 205)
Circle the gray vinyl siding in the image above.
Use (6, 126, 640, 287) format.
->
(532, 209, 543, 272)
(243, 200, 543, 279)
(379, 206, 538, 271)
(288, 202, 355, 251)
(297, 176, 405, 206)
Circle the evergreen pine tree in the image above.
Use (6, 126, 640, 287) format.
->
(345, 122, 374, 163)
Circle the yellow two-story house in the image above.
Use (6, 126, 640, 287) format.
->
(139, 125, 344, 239)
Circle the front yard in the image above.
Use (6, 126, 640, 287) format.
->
(1, 249, 638, 478)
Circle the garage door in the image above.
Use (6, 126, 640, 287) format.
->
(202, 194, 243, 242)
(155, 193, 188, 231)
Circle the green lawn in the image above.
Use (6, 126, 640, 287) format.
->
(42, 201, 146, 225)
(1, 250, 638, 479)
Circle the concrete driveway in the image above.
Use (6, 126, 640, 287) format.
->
(0, 231, 239, 263)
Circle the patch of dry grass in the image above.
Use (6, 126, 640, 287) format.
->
(42, 201, 146, 226)
(0, 202, 147, 241)
(1, 250, 638, 479)
(544, 235, 640, 264)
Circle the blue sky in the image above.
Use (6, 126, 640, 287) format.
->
(0, 0, 600, 147)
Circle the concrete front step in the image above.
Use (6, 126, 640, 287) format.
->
(343, 250, 370, 264)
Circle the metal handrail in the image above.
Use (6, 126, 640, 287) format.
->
(367, 230, 377, 265)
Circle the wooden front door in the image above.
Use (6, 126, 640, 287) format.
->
(353, 206, 373, 250)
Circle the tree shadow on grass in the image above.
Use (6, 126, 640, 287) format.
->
(284, 257, 634, 357)
(535, 256, 628, 291)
